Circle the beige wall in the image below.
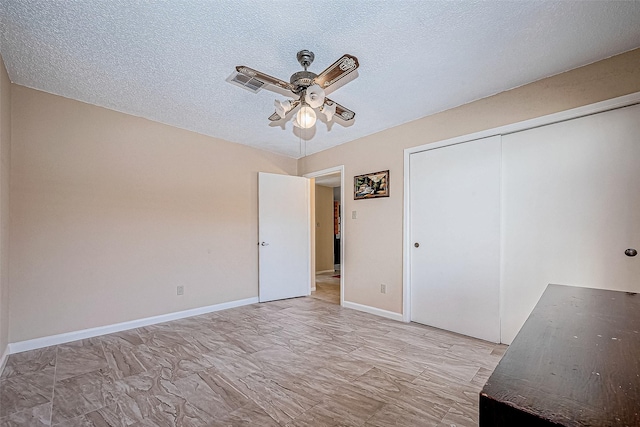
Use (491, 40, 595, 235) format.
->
(298, 48, 640, 315)
(0, 56, 10, 354)
(9, 86, 297, 342)
(315, 185, 334, 272)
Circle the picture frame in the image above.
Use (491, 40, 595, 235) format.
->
(354, 170, 389, 200)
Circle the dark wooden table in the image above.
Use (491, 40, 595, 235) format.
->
(480, 284, 640, 426)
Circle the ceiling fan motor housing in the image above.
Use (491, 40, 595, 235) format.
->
(290, 70, 317, 92)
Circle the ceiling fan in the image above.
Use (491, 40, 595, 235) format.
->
(229, 50, 359, 129)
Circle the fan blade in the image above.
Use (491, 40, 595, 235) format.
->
(269, 100, 300, 121)
(268, 112, 280, 122)
(313, 54, 359, 90)
(325, 98, 355, 121)
(236, 66, 295, 92)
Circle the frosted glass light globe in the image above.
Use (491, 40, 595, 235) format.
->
(296, 105, 317, 129)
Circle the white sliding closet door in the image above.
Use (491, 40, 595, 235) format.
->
(410, 136, 501, 343)
(501, 104, 640, 344)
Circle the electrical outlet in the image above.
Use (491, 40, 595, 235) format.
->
(177, 285, 184, 296)
(380, 284, 386, 294)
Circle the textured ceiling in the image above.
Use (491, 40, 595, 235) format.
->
(1, 1, 640, 159)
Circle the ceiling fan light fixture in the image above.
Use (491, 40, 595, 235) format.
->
(304, 84, 325, 109)
(321, 102, 336, 122)
(296, 105, 317, 129)
(274, 99, 292, 119)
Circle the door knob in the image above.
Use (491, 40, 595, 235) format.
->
(261, 242, 269, 246)
(625, 248, 637, 257)
(414, 242, 420, 248)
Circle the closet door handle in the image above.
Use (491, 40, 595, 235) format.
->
(625, 248, 637, 257)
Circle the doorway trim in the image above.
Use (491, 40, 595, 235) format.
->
(304, 165, 345, 307)
(403, 91, 640, 323)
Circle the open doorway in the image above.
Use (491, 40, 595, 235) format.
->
(305, 166, 344, 306)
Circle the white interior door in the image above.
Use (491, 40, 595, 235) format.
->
(501, 103, 640, 343)
(410, 136, 501, 343)
(258, 172, 310, 302)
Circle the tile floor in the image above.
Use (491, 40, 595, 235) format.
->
(0, 297, 506, 427)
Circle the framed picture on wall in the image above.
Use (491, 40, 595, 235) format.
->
(354, 170, 389, 199)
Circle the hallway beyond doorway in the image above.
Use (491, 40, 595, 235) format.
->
(311, 271, 340, 304)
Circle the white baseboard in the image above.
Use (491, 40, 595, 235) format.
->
(0, 344, 9, 376)
(8, 296, 259, 354)
(343, 301, 404, 322)
(316, 269, 335, 274)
